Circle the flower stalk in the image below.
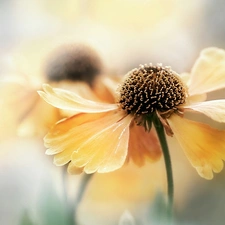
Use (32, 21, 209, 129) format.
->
(152, 113, 174, 222)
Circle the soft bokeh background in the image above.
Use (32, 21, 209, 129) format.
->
(1, 0, 225, 225)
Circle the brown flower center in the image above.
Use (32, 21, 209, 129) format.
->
(118, 64, 187, 117)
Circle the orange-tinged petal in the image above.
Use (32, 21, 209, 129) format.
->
(184, 100, 225, 123)
(45, 111, 133, 174)
(45, 112, 109, 155)
(128, 123, 162, 166)
(71, 114, 133, 174)
(188, 47, 225, 96)
(92, 76, 119, 103)
(168, 114, 225, 179)
(38, 84, 118, 113)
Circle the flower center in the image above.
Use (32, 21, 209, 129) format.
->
(118, 64, 187, 117)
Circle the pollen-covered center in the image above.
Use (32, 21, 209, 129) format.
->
(118, 64, 187, 116)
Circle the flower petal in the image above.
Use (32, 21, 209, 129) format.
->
(45, 112, 109, 156)
(168, 114, 225, 179)
(184, 100, 225, 123)
(188, 47, 225, 96)
(128, 123, 162, 166)
(70, 114, 133, 174)
(179, 73, 207, 103)
(92, 76, 120, 103)
(38, 84, 118, 113)
(45, 111, 133, 174)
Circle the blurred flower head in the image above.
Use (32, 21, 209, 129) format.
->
(0, 42, 111, 139)
(44, 43, 103, 86)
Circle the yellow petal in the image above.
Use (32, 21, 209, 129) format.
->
(45, 112, 109, 156)
(70, 113, 133, 174)
(38, 84, 118, 113)
(53, 80, 101, 101)
(128, 123, 162, 166)
(184, 100, 225, 123)
(188, 47, 225, 96)
(168, 114, 225, 179)
(45, 111, 133, 174)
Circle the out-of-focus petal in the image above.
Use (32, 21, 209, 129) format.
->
(38, 84, 118, 113)
(128, 123, 161, 166)
(168, 114, 225, 179)
(188, 47, 225, 96)
(17, 98, 60, 137)
(0, 81, 39, 140)
(92, 76, 120, 103)
(184, 100, 225, 123)
(45, 111, 133, 174)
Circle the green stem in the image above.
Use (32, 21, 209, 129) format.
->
(152, 113, 174, 222)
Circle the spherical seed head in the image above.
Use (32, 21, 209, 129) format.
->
(45, 43, 103, 85)
(118, 64, 187, 117)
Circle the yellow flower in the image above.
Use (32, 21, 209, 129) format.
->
(39, 47, 225, 180)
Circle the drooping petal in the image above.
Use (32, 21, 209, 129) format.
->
(168, 114, 225, 179)
(45, 111, 133, 174)
(70, 114, 133, 174)
(128, 123, 162, 166)
(188, 47, 225, 96)
(184, 100, 225, 123)
(45, 112, 109, 155)
(38, 84, 118, 113)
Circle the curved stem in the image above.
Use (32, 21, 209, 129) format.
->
(152, 113, 174, 222)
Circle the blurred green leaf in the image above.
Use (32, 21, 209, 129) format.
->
(37, 181, 74, 225)
(18, 210, 36, 225)
(146, 191, 169, 225)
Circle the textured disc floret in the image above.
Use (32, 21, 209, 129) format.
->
(118, 64, 187, 116)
